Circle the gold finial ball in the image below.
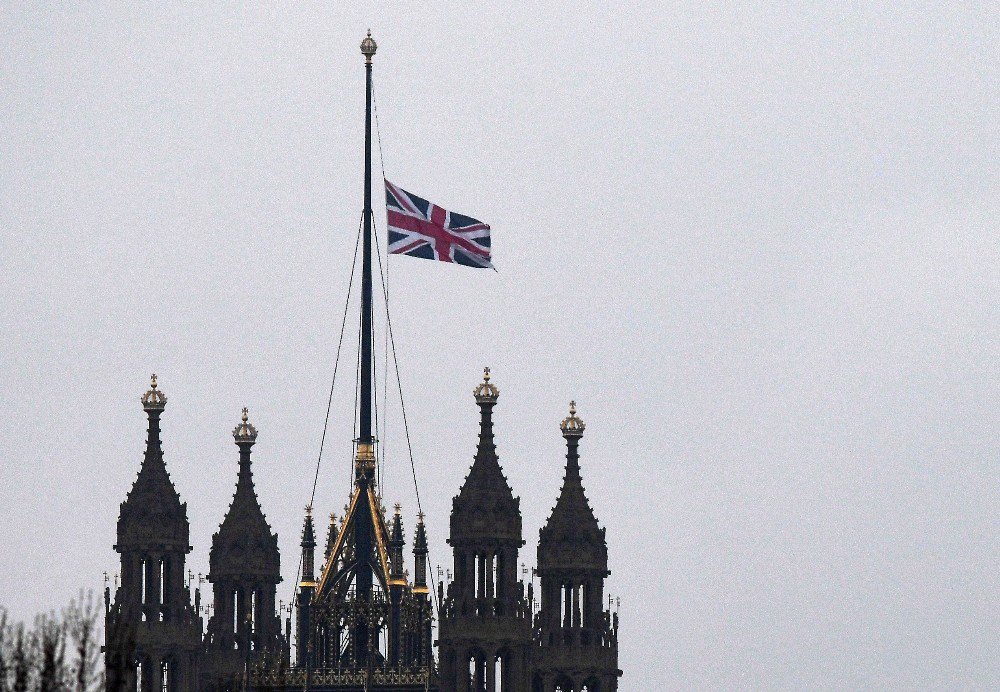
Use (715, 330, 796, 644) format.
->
(305, 504, 313, 516)
(141, 373, 167, 411)
(361, 30, 377, 62)
(560, 400, 585, 437)
(473, 366, 499, 403)
(233, 406, 258, 444)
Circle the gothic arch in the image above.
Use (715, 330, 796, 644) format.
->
(135, 654, 153, 692)
(493, 646, 512, 691)
(554, 673, 575, 692)
(466, 647, 488, 692)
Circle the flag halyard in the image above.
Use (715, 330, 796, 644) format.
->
(385, 179, 493, 269)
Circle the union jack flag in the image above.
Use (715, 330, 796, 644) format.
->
(385, 179, 493, 269)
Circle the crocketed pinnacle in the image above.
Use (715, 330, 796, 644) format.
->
(413, 512, 428, 553)
(389, 505, 406, 579)
(118, 375, 188, 550)
(210, 408, 279, 581)
(324, 513, 339, 561)
(300, 506, 317, 584)
(390, 504, 405, 547)
(301, 506, 316, 545)
(413, 512, 429, 590)
(539, 402, 607, 572)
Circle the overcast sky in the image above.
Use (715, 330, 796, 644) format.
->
(1, 3, 997, 688)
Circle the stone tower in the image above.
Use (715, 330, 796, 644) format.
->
(439, 369, 533, 691)
(105, 376, 202, 692)
(533, 404, 620, 692)
(203, 408, 283, 687)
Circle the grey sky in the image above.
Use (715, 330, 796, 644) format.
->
(1, 3, 997, 688)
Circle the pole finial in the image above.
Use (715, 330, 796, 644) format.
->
(361, 30, 377, 63)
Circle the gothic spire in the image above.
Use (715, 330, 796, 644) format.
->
(412, 512, 429, 592)
(117, 375, 188, 550)
(456, 369, 516, 502)
(209, 408, 280, 582)
(300, 506, 317, 584)
(323, 513, 338, 561)
(450, 368, 521, 543)
(389, 504, 405, 580)
(538, 401, 608, 572)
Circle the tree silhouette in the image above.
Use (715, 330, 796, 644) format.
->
(0, 591, 103, 692)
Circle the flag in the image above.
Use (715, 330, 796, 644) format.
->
(385, 179, 493, 269)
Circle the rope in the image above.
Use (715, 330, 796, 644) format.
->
(372, 73, 442, 620)
(373, 71, 392, 498)
(289, 213, 363, 653)
(373, 223, 441, 620)
(309, 214, 364, 507)
(352, 299, 361, 494)
(379, 263, 390, 494)
(372, 75, 388, 185)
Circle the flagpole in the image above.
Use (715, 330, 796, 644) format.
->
(354, 29, 378, 667)
(360, 30, 375, 451)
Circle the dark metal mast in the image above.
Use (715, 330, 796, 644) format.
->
(354, 29, 378, 667)
(360, 30, 375, 450)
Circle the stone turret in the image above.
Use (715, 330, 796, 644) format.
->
(106, 375, 201, 692)
(440, 369, 532, 692)
(203, 408, 282, 686)
(534, 402, 620, 692)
